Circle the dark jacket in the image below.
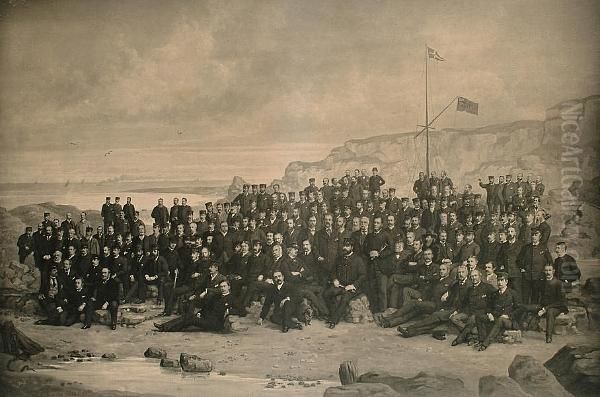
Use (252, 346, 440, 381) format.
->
(541, 277, 568, 312)
(259, 282, 299, 320)
(331, 252, 367, 290)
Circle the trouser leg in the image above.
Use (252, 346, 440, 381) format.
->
(545, 308, 561, 337)
(376, 273, 389, 312)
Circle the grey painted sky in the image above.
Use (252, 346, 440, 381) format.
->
(0, 0, 599, 181)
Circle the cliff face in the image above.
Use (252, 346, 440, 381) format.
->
(276, 96, 600, 196)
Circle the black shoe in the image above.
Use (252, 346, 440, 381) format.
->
(546, 335, 552, 343)
(397, 327, 409, 337)
(282, 326, 289, 333)
(153, 322, 163, 331)
(451, 338, 461, 346)
(111, 324, 117, 330)
(328, 322, 336, 329)
(294, 322, 303, 330)
(478, 345, 487, 351)
(81, 324, 91, 329)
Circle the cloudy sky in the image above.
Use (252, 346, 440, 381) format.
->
(0, 0, 598, 182)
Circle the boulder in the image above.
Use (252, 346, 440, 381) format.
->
(160, 358, 179, 368)
(508, 355, 572, 397)
(93, 310, 119, 326)
(544, 344, 600, 396)
(358, 370, 469, 397)
(502, 330, 523, 344)
(180, 353, 213, 373)
(345, 294, 373, 324)
(144, 347, 167, 359)
(101, 353, 117, 359)
(479, 375, 531, 397)
(121, 313, 146, 326)
(323, 383, 399, 397)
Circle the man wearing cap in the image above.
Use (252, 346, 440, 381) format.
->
(479, 176, 496, 212)
(234, 184, 253, 216)
(122, 197, 136, 228)
(455, 230, 480, 263)
(517, 228, 553, 304)
(322, 238, 367, 328)
(256, 184, 272, 212)
(17, 226, 34, 264)
(179, 198, 193, 225)
(151, 198, 169, 229)
(321, 178, 334, 204)
(169, 198, 180, 233)
(101, 197, 114, 229)
(534, 175, 545, 197)
(413, 172, 430, 200)
(41, 212, 53, 230)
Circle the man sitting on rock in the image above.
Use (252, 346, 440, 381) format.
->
(36, 265, 67, 326)
(538, 264, 568, 343)
(322, 238, 367, 329)
(476, 272, 520, 351)
(257, 271, 304, 333)
(83, 267, 119, 330)
(64, 277, 90, 327)
(154, 279, 236, 333)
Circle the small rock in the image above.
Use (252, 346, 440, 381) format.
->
(218, 371, 226, 376)
(102, 353, 117, 359)
(76, 359, 83, 363)
(144, 346, 168, 359)
(160, 358, 179, 368)
(180, 353, 213, 373)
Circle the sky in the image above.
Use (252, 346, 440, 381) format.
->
(0, 0, 598, 183)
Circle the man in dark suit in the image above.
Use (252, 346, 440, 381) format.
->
(64, 277, 90, 327)
(101, 197, 114, 229)
(83, 267, 119, 330)
(476, 272, 520, 351)
(257, 271, 304, 333)
(538, 264, 568, 343)
(154, 280, 237, 332)
(517, 228, 553, 304)
(322, 238, 367, 328)
(36, 265, 67, 325)
(17, 226, 34, 264)
(151, 198, 170, 229)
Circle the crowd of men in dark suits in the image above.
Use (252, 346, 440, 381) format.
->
(17, 167, 580, 347)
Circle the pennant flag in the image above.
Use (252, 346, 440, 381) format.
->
(457, 96, 479, 115)
(427, 46, 445, 61)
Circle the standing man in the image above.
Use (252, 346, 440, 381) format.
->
(369, 167, 385, 195)
(518, 228, 553, 304)
(17, 226, 34, 264)
(123, 197, 136, 230)
(151, 198, 170, 230)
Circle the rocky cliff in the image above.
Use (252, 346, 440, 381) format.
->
(274, 95, 600, 197)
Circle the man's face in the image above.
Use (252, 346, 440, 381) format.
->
(101, 268, 110, 280)
(103, 246, 110, 256)
(272, 245, 282, 258)
(241, 242, 249, 255)
(532, 232, 540, 244)
(274, 234, 283, 244)
(81, 247, 89, 256)
(75, 279, 83, 290)
(273, 271, 284, 285)
(373, 218, 382, 231)
(424, 250, 433, 261)
(158, 199, 164, 206)
(471, 271, 481, 284)
(387, 216, 395, 228)
(467, 257, 477, 269)
(498, 277, 508, 289)
(342, 242, 353, 255)
(45, 226, 53, 236)
(406, 232, 415, 245)
(336, 217, 345, 229)
(439, 264, 449, 278)
(555, 244, 566, 256)
(484, 263, 494, 275)
(324, 215, 333, 228)
(466, 233, 474, 243)
(68, 246, 76, 256)
(411, 217, 419, 228)
(287, 219, 295, 229)
(439, 231, 447, 243)
(63, 260, 71, 271)
(266, 233, 274, 244)
(177, 224, 184, 234)
(287, 247, 298, 259)
(360, 217, 369, 232)
(220, 222, 228, 233)
(112, 248, 120, 257)
(219, 281, 231, 295)
(544, 265, 554, 280)
(201, 248, 210, 258)
(413, 240, 422, 252)
(173, 198, 179, 205)
(108, 225, 114, 234)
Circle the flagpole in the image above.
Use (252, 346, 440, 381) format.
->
(425, 45, 430, 178)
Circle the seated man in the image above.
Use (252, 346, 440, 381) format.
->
(281, 243, 329, 321)
(36, 265, 67, 326)
(451, 269, 496, 346)
(554, 241, 581, 290)
(378, 262, 452, 328)
(322, 238, 367, 329)
(476, 272, 520, 351)
(154, 280, 236, 333)
(257, 271, 304, 333)
(183, 261, 227, 316)
(397, 264, 471, 338)
(83, 267, 119, 330)
(64, 277, 90, 327)
(538, 264, 568, 343)
(144, 246, 169, 304)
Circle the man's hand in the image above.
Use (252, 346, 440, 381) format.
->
(291, 271, 301, 276)
(257, 275, 264, 281)
(408, 261, 417, 266)
(450, 310, 458, 318)
(56, 307, 63, 313)
(344, 284, 356, 292)
(500, 314, 509, 319)
(196, 312, 202, 319)
(38, 294, 45, 300)
(78, 304, 85, 312)
(441, 291, 449, 302)
(43, 255, 51, 260)
(130, 275, 135, 282)
(191, 272, 200, 279)
(257, 318, 263, 325)
(199, 290, 207, 299)
(369, 250, 379, 259)
(538, 308, 546, 317)
(145, 275, 151, 281)
(317, 256, 325, 262)
(266, 278, 274, 284)
(333, 279, 341, 288)
(102, 302, 108, 310)
(487, 313, 494, 322)
(188, 295, 196, 301)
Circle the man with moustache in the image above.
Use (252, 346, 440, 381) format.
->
(322, 238, 367, 329)
(83, 267, 119, 330)
(257, 271, 304, 333)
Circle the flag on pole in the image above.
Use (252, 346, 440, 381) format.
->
(456, 96, 479, 115)
(427, 46, 445, 61)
